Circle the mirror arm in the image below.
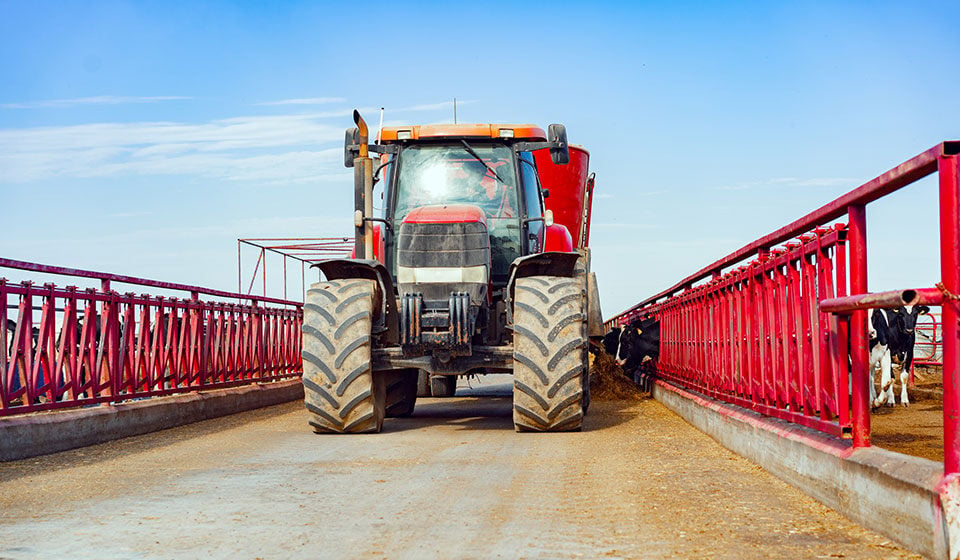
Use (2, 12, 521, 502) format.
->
(363, 216, 394, 233)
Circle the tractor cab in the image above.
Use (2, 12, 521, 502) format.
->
(367, 125, 571, 356)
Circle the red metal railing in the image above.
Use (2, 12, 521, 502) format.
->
(1, 259, 302, 417)
(914, 312, 942, 367)
(607, 141, 960, 473)
(611, 224, 853, 438)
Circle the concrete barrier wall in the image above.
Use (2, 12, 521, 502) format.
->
(0, 379, 304, 462)
(650, 377, 948, 560)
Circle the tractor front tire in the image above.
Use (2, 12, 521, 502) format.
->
(512, 275, 588, 431)
(302, 279, 385, 433)
(429, 375, 457, 398)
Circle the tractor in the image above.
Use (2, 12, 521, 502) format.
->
(302, 110, 602, 432)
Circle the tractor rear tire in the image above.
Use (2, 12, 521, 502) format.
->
(429, 375, 457, 398)
(574, 256, 592, 415)
(512, 275, 587, 432)
(302, 279, 385, 433)
(384, 369, 418, 417)
(416, 370, 432, 397)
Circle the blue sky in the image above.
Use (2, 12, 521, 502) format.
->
(1, 1, 958, 315)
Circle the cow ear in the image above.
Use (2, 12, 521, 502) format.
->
(919, 305, 930, 315)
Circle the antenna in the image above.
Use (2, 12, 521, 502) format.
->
(453, 97, 457, 124)
(376, 107, 384, 144)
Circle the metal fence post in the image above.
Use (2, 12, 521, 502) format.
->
(848, 204, 870, 447)
(939, 150, 960, 474)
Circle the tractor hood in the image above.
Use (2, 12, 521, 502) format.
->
(403, 204, 487, 226)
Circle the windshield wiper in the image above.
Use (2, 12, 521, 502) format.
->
(459, 140, 506, 185)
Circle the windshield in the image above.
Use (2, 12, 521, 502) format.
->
(393, 143, 521, 281)
(394, 144, 518, 220)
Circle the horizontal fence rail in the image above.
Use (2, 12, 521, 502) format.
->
(1, 259, 303, 417)
(607, 141, 960, 474)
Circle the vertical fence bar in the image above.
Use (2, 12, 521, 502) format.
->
(848, 204, 870, 448)
(940, 151, 960, 474)
(787, 249, 802, 411)
(835, 227, 851, 429)
(261, 248, 267, 298)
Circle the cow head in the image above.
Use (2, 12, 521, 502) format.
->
(612, 316, 660, 371)
(602, 327, 621, 357)
(896, 305, 930, 335)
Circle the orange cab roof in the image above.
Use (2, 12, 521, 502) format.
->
(379, 124, 546, 142)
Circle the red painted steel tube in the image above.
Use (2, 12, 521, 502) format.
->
(820, 288, 945, 314)
(847, 204, 870, 448)
(940, 152, 960, 474)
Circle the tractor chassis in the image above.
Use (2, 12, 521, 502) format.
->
(372, 345, 513, 376)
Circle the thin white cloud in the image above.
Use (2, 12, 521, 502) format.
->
(0, 113, 346, 183)
(256, 97, 346, 106)
(791, 177, 855, 187)
(106, 211, 153, 218)
(1, 96, 191, 109)
(395, 99, 478, 112)
(0, 99, 486, 184)
(592, 223, 659, 229)
(715, 177, 855, 191)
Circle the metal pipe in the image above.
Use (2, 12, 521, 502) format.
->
(940, 151, 960, 474)
(820, 288, 944, 314)
(847, 204, 870, 448)
(353, 110, 373, 259)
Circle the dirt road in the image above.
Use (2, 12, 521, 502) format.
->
(0, 376, 917, 559)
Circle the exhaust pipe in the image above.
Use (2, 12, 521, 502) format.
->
(352, 110, 374, 259)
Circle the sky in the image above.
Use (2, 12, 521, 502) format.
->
(1, 1, 958, 316)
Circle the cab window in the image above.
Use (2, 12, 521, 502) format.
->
(518, 152, 543, 254)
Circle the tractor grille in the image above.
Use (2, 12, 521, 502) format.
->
(397, 222, 489, 268)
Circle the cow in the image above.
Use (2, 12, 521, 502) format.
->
(868, 305, 930, 408)
(601, 327, 621, 357)
(603, 316, 660, 381)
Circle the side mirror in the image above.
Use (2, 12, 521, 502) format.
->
(541, 188, 550, 199)
(344, 127, 360, 168)
(548, 124, 569, 165)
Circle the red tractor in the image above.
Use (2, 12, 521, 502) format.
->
(303, 111, 601, 433)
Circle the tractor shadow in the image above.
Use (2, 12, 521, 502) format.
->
(384, 375, 641, 433)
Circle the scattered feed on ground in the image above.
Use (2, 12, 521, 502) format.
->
(589, 352, 646, 401)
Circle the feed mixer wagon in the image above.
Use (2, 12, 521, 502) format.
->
(303, 111, 602, 433)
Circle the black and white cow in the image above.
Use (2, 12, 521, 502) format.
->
(601, 327, 621, 357)
(868, 305, 930, 408)
(604, 316, 660, 378)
